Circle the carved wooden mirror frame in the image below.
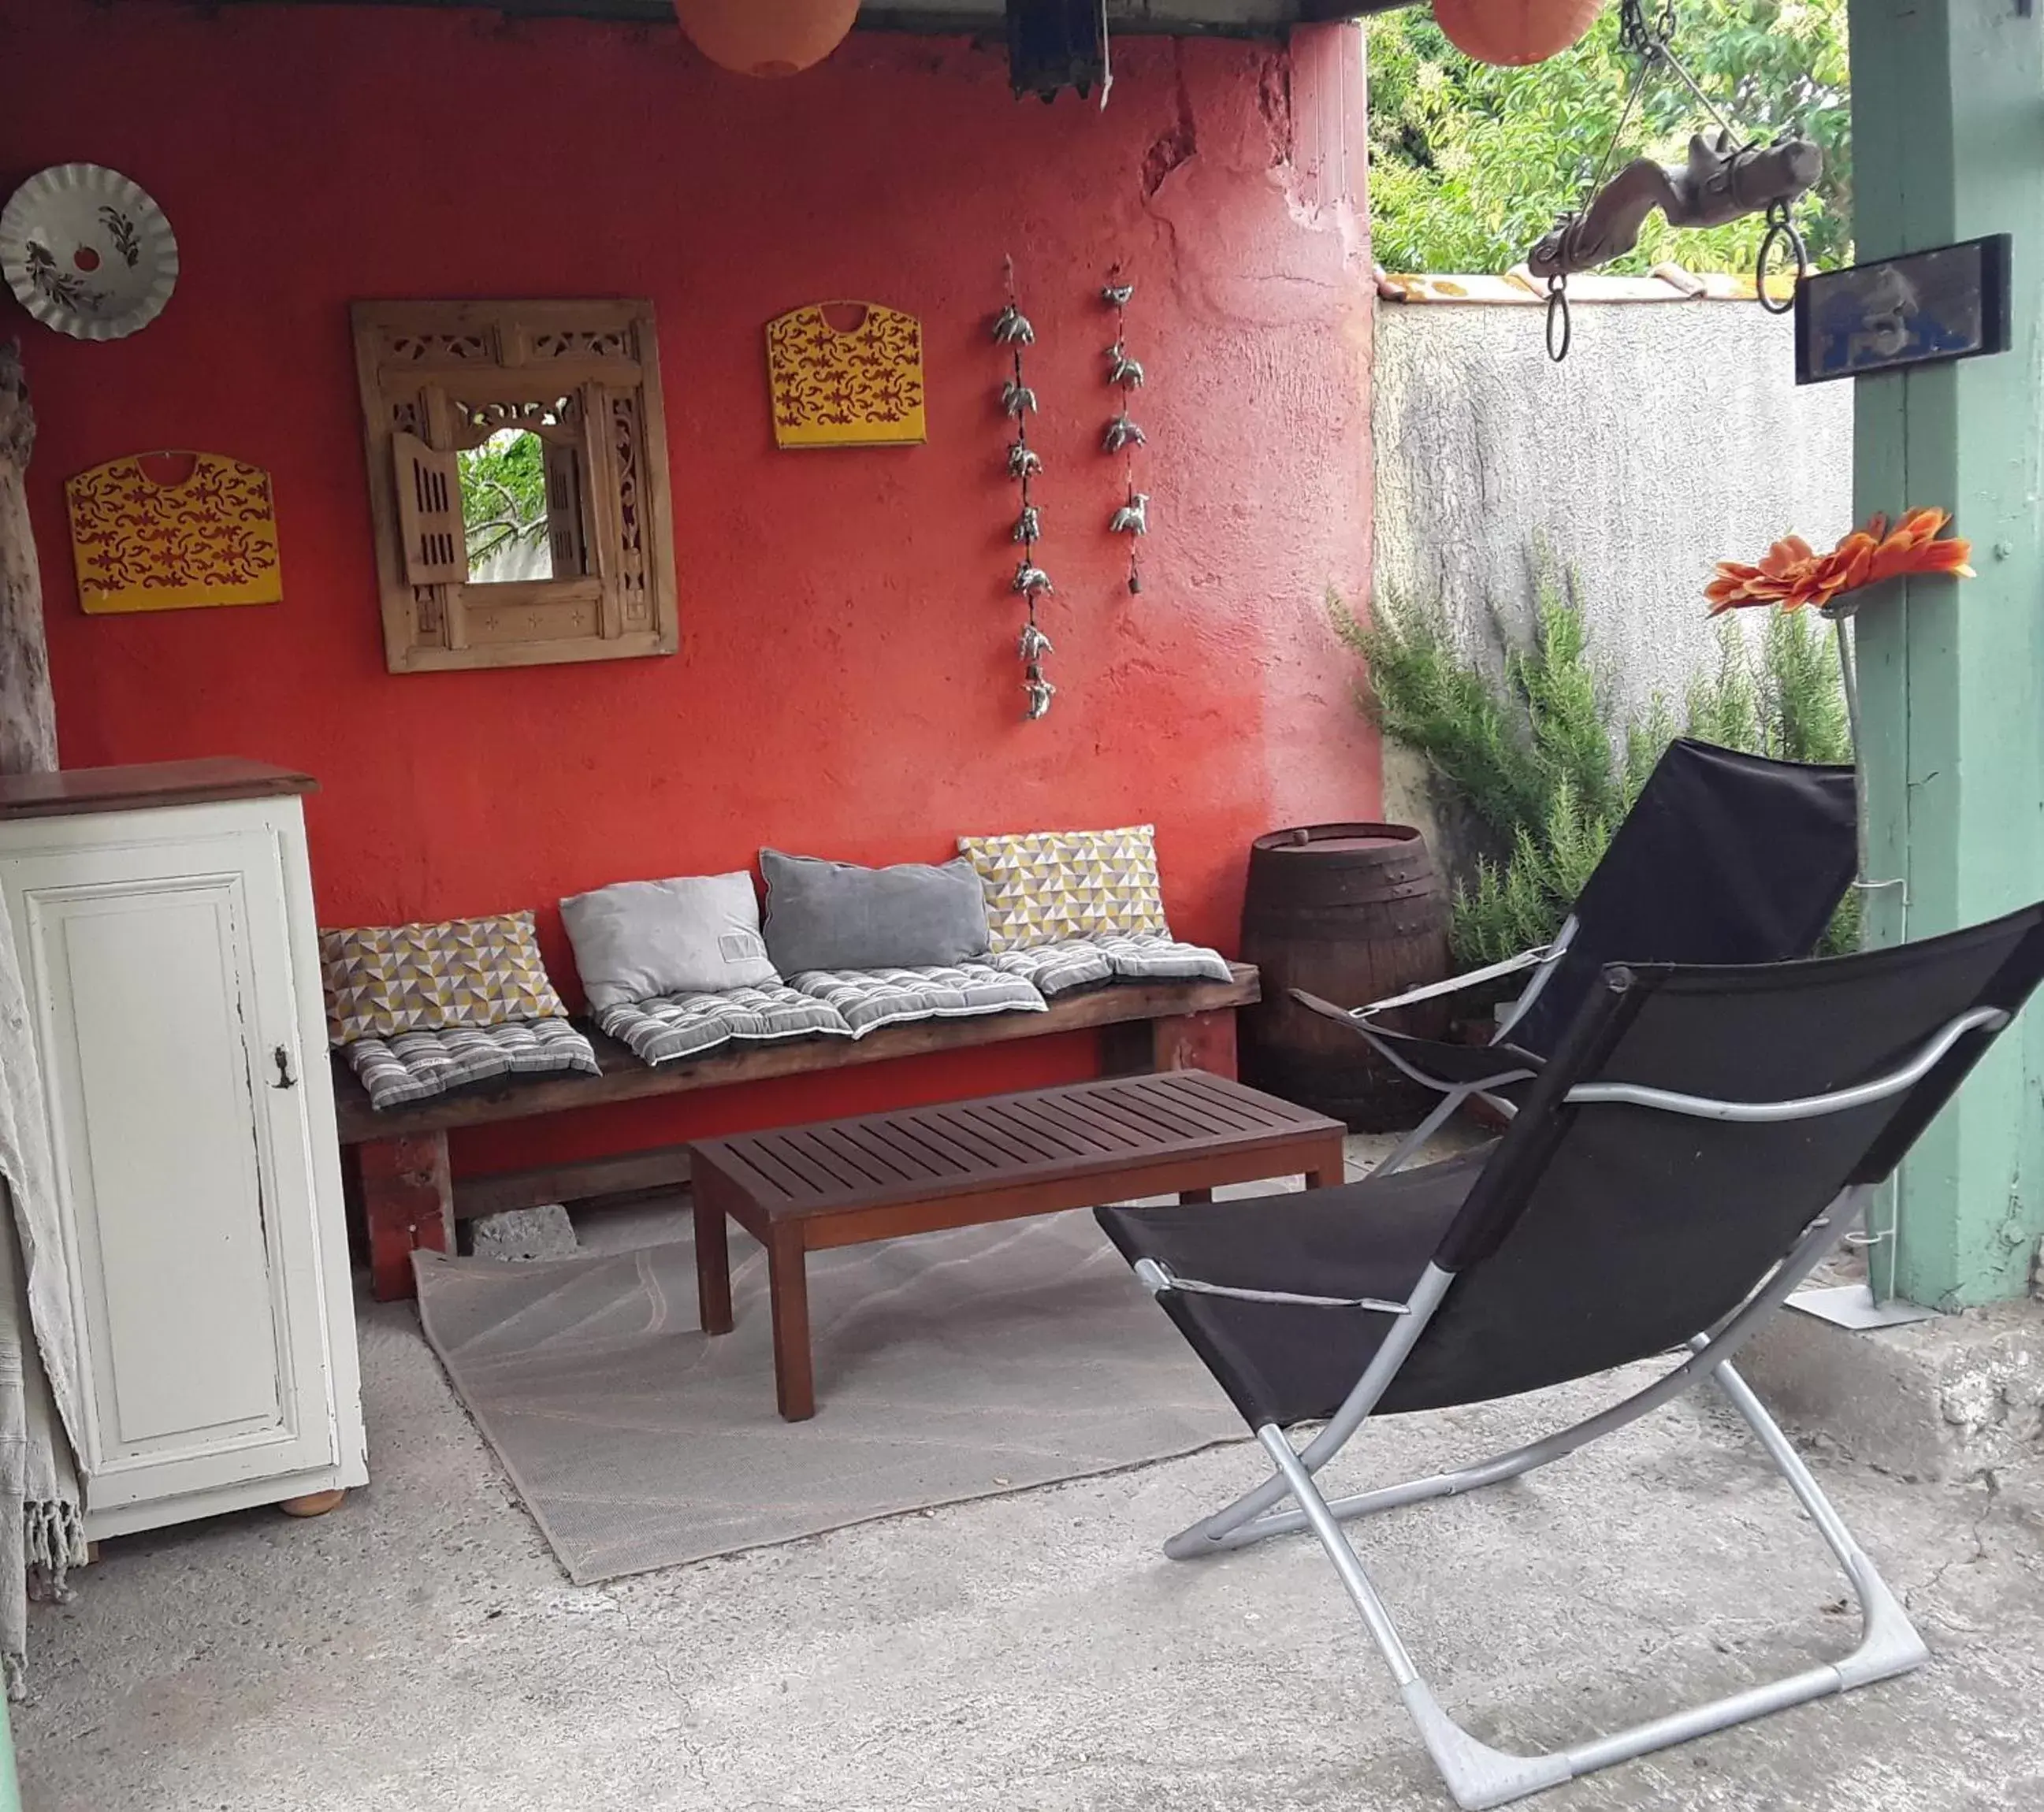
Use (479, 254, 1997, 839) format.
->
(351, 299, 678, 673)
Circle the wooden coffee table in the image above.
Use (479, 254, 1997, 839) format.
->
(689, 1070, 1347, 1420)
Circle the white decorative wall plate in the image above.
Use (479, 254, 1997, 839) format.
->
(0, 165, 179, 341)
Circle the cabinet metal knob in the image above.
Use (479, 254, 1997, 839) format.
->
(272, 1046, 297, 1090)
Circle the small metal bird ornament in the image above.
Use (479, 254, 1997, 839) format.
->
(1019, 621, 1054, 661)
(1106, 346, 1145, 388)
(1102, 414, 1146, 455)
(1013, 560, 1054, 596)
(1102, 280, 1135, 308)
(1006, 440, 1044, 479)
(1002, 379, 1039, 418)
(1012, 504, 1042, 543)
(993, 302, 1036, 344)
(1110, 491, 1150, 537)
(1024, 674, 1057, 720)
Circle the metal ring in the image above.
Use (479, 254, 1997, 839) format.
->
(1545, 278, 1571, 362)
(1756, 206, 1805, 316)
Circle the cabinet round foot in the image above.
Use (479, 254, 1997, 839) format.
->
(277, 1487, 347, 1519)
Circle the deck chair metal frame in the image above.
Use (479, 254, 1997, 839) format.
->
(1311, 737, 1859, 1182)
(1098, 904, 2044, 1810)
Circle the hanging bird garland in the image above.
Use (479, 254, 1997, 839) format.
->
(1102, 267, 1149, 594)
(998, 259, 1054, 720)
(1528, 0, 1820, 362)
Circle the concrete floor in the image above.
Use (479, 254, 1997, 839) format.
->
(15, 1138, 2044, 1812)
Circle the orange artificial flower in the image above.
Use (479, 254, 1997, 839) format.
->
(1706, 508, 1975, 617)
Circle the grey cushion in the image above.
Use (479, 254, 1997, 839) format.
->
(786, 964, 1046, 1038)
(985, 939, 1116, 998)
(760, 848, 992, 975)
(1087, 933, 1235, 985)
(344, 1017, 600, 1110)
(561, 871, 779, 1009)
(595, 983, 852, 1068)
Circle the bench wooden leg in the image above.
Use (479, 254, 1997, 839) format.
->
(767, 1228, 816, 1422)
(1150, 1008, 1238, 1080)
(359, 1132, 453, 1301)
(693, 1186, 734, 1336)
(1180, 1186, 1214, 1204)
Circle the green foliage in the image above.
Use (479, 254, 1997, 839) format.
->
(456, 429, 548, 572)
(1366, 0, 1852, 277)
(1338, 573, 1858, 967)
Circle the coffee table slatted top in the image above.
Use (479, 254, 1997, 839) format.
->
(693, 1071, 1343, 1220)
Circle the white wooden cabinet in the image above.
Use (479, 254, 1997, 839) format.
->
(0, 762, 366, 1538)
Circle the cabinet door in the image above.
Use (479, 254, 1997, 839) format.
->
(5, 828, 340, 1508)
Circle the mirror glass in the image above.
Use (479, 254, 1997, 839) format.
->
(456, 425, 588, 584)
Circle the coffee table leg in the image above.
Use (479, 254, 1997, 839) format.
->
(767, 1229, 816, 1422)
(693, 1187, 734, 1336)
(1306, 1134, 1347, 1190)
(1180, 1186, 1213, 1204)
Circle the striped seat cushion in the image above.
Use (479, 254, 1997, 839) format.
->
(983, 939, 1116, 998)
(344, 1016, 600, 1110)
(786, 964, 1047, 1038)
(596, 983, 853, 1068)
(1087, 934, 1233, 986)
(989, 934, 1230, 994)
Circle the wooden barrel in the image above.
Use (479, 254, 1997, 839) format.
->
(1239, 822, 1452, 1132)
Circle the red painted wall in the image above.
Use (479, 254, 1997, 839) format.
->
(1, 2, 1377, 1175)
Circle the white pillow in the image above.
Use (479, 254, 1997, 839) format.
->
(560, 872, 779, 1009)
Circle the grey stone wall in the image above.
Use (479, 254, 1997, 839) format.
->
(1370, 295, 1853, 842)
(1372, 298, 1853, 717)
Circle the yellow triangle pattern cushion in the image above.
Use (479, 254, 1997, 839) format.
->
(957, 825, 1169, 953)
(319, 910, 569, 1045)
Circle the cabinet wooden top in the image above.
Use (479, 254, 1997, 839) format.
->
(0, 759, 318, 819)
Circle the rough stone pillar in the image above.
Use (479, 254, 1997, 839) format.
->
(0, 343, 56, 776)
(1849, 0, 2044, 1305)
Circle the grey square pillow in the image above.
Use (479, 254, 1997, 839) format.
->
(560, 871, 779, 1010)
(760, 848, 992, 975)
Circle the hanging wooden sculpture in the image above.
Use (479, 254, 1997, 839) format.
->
(65, 450, 282, 614)
(766, 303, 927, 449)
(1527, 0, 1820, 360)
(1433, 0, 1602, 68)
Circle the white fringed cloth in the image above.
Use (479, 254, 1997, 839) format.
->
(0, 886, 85, 1699)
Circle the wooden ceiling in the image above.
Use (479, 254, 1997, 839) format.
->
(210, 0, 1397, 36)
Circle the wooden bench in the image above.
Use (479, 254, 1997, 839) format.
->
(693, 1069, 1345, 1420)
(332, 965, 1260, 1300)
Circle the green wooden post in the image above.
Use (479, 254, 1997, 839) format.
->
(1849, 0, 2044, 1305)
(0, 1689, 20, 1812)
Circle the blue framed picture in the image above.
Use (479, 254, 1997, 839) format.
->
(1795, 234, 2011, 385)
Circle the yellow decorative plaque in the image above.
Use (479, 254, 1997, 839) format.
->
(766, 301, 927, 449)
(65, 450, 283, 614)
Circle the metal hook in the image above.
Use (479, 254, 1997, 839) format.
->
(1545, 275, 1571, 363)
(1756, 200, 1805, 316)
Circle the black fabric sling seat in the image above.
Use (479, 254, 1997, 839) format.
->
(1101, 900, 2044, 1431)
(1314, 739, 1860, 1113)
(1096, 1149, 1492, 1426)
(1504, 737, 1858, 1054)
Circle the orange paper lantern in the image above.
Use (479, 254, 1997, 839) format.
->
(1433, 0, 1604, 67)
(673, 0, 860, 77)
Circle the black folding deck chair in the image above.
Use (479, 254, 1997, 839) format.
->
(1097, 901, 2044, 1810)
(1305, 737, 1859, 1179)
